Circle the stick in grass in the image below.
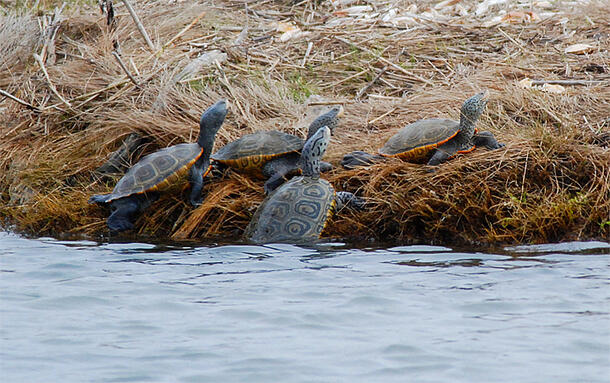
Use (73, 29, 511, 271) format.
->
(121, 0, 155, 52)
(33, 53, 72, 109)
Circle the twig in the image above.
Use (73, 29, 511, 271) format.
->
(319, 69, 368, 90)
(334, 37, 435, 86)
(112, 51, 139, 87)
(162, 10, 206, 49)
(33, 53, 72, 109)
(0, 88, 41, 112)
(215, 60, 247, 118)
(356, 66, 387, 100)
(498, 28, 526, 53)
(307, 100, 350, 106)
(368, 107, 397, 125)
(301, 41, 313, 67)
(530, 79, 605, 86)
(120, 0, 155, 52)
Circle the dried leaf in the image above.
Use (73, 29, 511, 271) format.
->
(276, 21, 298, 33)
(275, 22, 309, 42)
(434, 0, 462, 9)
(335, 5, 373, 16)
(564, 43, 595, 55)
(540, 84, 566, 94)
(475, 0, 508, 16)
(519, 78, 534, 88)
(501, 11, 540, 24)
(533, 1, 553, 9)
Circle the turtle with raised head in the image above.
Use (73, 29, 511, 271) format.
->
(211, 106, 342, 194)
(341, 92, 503, 169)
(89, 100, 228, 232)
(245, 126, 364, 244)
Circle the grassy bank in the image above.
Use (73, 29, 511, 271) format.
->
(1, 0, 608, 244)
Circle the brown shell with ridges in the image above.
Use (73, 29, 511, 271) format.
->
(245, 176, 337, 243)
(211, 131, 304, 175)
(103, 143, 203, 202)
(379, 119, 460, 162)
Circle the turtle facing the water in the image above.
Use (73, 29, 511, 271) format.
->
(211, 106, 342, 194)
(89, 100, 228, 232)
(245, 126, 364, 244)
(341, 92, 503, 169)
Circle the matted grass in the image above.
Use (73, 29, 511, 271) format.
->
(1, 0, 608, 244)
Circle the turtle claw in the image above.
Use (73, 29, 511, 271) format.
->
(190, 197, 203, 207)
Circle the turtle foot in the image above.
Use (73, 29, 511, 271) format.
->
(107, 216, 134, 233)
(340, 151, 378, 169)
(89, 194, 112, 205)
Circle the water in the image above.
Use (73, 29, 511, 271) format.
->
(1, 231, 608, 383)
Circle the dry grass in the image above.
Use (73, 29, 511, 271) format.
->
(1, 0, 608, 244)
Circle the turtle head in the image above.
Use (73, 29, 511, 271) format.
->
(459, 91, 488, 139)
(301, 126, 331, 178)
(198, 99, 227, 150)
(306, 106, 344, 140)
(460, 91, 488, 125)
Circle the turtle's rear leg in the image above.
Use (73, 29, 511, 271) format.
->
(262, 155, 300, 195)
(106, 193, 158, 232)
(473, 131, 504, 150)
(340, 151, 383, 169)
(335, 191, 366, 211)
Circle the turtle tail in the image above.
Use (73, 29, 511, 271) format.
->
(88, 194, 113, 205)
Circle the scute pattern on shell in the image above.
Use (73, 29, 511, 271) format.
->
(211, 130, 304, 172)
(106, 143, 203, 202)
(246, 176, 336, 243)
(379, 118, 460, 161)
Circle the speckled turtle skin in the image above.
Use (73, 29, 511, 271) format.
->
(341, 92, 503, 168)
(89, 100, 227, 232)
(211, 107, 342, 194)
(246, 126, 363, 243)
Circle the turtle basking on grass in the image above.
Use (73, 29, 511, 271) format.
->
(341, 92, 503, 169)
(89, 100, 227, 232)
(210, 106, 343, 194)
(245, 126, 364, 244)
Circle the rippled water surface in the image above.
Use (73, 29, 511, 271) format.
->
(1, 231, 609, 382)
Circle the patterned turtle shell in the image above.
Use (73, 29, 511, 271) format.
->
(210, 107, 342, 176)
(210, 131, 304, 176)
(379, 118, 462, 162)
(245, 176, 336, 243)
(101, 143, 207, 203)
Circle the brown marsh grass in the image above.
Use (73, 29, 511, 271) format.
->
(1, 0, 608, 244)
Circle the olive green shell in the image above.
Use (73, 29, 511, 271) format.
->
(103, 143, 203, 202)
(245, 176, 336, 243)
(379, 118, 460, 162)
(211, 131, 304, 174)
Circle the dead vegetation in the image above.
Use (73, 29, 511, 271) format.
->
(0, 0, 608, 244)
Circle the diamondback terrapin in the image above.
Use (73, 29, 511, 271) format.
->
(89, 100, 227, 232)
(211, 106, 342, 194)
(245, 126, 364, 243)
(341, 92, 503, 168)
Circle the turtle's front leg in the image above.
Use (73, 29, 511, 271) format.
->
(262, 157, 296, 195)
(335, 191, 366, 211)
(473, 131, 505, 150)
(340, 151, 382, 169)
(427, 148, 452, 166)
(188, 161, 209, 206)
(107, 193, 157, 232)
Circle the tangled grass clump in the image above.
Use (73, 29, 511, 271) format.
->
(1, 1, 608, 244)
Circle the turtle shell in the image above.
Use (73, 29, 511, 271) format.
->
(245, 176, 336, 243)
(379, 119, 460, 162)
(103, 143, 204, 202)
(211, 131, 304, 175)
